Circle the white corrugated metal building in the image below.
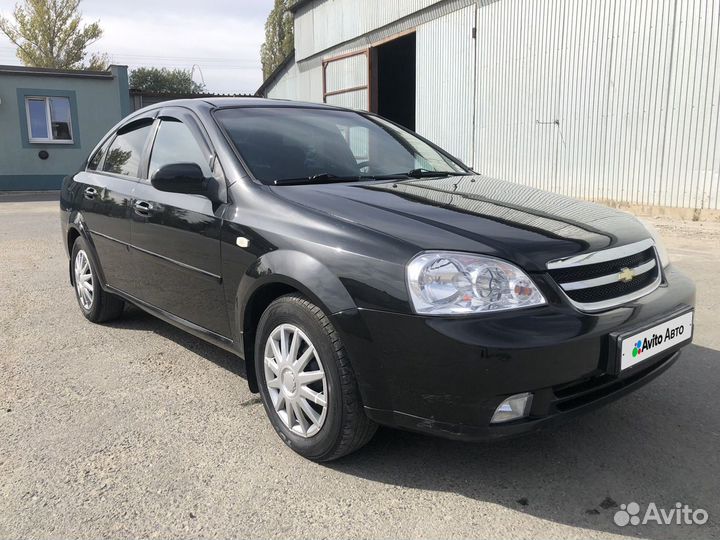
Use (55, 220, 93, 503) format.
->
(258, 0, 720, 213)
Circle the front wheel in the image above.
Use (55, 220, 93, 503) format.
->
(255, 294, 376, 461)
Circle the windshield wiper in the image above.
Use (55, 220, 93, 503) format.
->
(273, 169, 472, 186)
(273, 173, 361, 186)
(405, 168, 471, 178)
(369, 169, 471, 180)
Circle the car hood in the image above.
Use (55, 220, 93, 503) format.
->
(269, 174, 651, 271)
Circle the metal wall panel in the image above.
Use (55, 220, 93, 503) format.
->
(295, 0, 476, 62)
(294, 0, 446, 60)
(416, 4, 477, 166)
(474, 0, 566, 197)
(266, 61, 298, 100)
(325, 88, 368, 110)
(474, 0, 720, 210)
(663, 0, 720, 210)
(325, 54, 368, 93)
(266, 61, 324, 103)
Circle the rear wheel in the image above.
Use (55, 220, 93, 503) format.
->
(255, 294, 376, 461)
(71, 237, 124, 323)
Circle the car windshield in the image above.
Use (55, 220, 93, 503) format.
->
(214, 107, 466, 185)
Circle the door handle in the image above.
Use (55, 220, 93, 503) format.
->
(84, 187, 98, 200)
(133, 200, 154, 216)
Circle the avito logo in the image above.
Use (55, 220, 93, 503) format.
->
(614, 502, 708, 527)
(632, 324, 686, 358)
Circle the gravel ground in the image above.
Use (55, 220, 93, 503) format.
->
(1, 199, 718, 540)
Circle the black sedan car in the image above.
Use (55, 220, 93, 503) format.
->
(60, 98, 695, 461)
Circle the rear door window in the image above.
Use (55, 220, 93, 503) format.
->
(102, 121, 153, 177)
(87, 138, 111, 171)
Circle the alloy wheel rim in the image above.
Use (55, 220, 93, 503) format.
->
(264, 323, 328, 438)
(74, 250, 94, 310)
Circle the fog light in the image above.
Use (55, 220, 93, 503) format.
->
(491, 392, 533, 423)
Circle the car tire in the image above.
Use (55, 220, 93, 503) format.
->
(71, 237, 124, 323)
(255, 293, 377, 461)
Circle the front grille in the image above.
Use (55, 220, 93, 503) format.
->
(547, 240, 661, 311)
(565, 268, 657, 303)
(549, 247, 655, 283)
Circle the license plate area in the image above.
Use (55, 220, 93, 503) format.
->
(611, 307, 694, 374)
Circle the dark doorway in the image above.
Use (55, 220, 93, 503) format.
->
(372, 33, 416, 131)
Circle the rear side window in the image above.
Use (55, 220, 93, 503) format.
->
(149, 118, 211, 179)
(87, 138, 111, 171)
(102, 121, 153, 177)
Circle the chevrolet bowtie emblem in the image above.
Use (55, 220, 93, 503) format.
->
(618, 267, 636, 283)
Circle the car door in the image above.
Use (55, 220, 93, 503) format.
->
(127, 108, 230, 337)
(76, 115, 155, 292)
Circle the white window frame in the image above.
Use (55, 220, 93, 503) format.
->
(24, 96, 74, 144)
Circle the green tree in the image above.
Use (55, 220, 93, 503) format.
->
(0, 0, 108, 70)
(260, 0, 294, 80)
(102, 148, 131, 175)
(129, 67, 206, 94)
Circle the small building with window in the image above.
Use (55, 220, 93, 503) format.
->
(0, 64, 130, 191)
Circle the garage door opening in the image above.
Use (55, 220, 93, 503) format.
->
(371, 33, 416, 131)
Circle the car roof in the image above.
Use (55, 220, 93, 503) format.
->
(140, 96, 344, 112)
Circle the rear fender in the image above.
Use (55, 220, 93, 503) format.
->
(66, 212, 108, 288)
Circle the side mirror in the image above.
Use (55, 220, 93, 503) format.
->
(151, 163, 207, 195)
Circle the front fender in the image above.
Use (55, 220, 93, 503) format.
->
(232, 249, 359, 393)
(235, 249, 357, 335)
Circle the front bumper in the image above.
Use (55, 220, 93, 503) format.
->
(332, 265, 695, 440)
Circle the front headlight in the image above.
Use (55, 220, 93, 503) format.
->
(406, 252, 546, 315)
(639, 219, 670, 268)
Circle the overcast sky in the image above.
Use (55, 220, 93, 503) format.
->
(0, 0, 274, 93)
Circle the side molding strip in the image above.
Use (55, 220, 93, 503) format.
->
(91, 229, 222, 281)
